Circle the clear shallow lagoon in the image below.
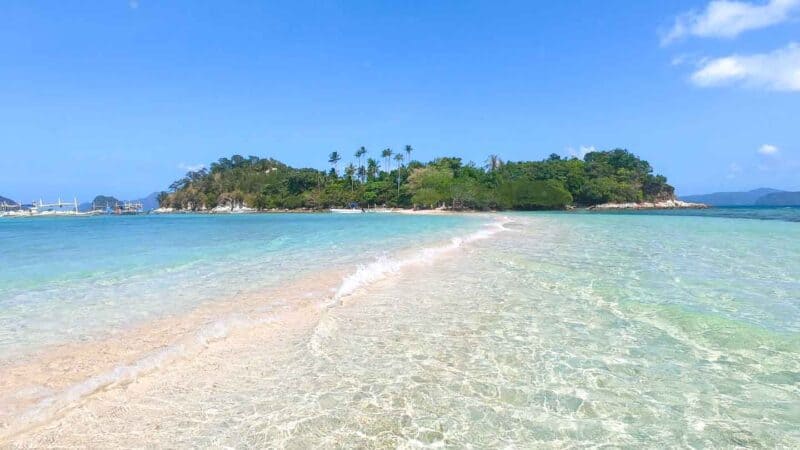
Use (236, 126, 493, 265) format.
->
(0, 213, 485, 360)
(577, 204, 800, 222)
(2, 208, 799, 446)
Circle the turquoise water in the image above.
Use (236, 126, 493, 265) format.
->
(2, 209, 799, 446)
(0, 213, 484, 360)
(579, 205, 800, 222)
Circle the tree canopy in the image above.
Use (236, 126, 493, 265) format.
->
(161, 148, 674, 211)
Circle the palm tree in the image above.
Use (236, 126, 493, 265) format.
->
(355, 146, 367, 182)
(404, 145, 413, 164)
(366, 158, 379, 181)
(394, 153, 404, 170)
(381, 148, 393, 173)
(345, 163, 356, 191)
(394, 153, 405, 201)
(486, 154, 503, 172)
(357, 166, 366, 184)
(328, 151, 342, 176)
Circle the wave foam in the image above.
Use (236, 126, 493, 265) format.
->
(310, 217, 511, 353)
(332, 217, 510, 303)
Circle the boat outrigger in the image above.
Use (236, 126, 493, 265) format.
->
(114, 201, 144, 215)
(0, 197, 144, 218)
(6, 198, 89, 217)
(88, 200, 145, 215)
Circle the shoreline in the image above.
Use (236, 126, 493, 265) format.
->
(150, 200, 709, 216)
(587, 199, 708, 210)
(150, 207, 486, 215)
(4, 201, 712, 219)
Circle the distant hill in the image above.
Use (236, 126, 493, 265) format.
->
(0, 195, 17, 205)
(79, 193, 160, 212)
(680, 188, 784, 206)
(79, 195, 121, 211)
(755, 191, 800, 206)
(137, 192, 160, 211)
(93, 195, 122, 208)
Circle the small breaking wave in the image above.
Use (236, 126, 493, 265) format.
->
(310, 217, 511, 353)
(333, 217, 511, 302)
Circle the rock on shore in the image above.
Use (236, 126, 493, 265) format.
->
(589, 199, 708, 210)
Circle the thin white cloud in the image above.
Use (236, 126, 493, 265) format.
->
(567, 145, 597, 159)
(670, 53, 709, 68)
(758, 144, 780, 155)
(662, 0, 800, 45)
(178, 162, 206, 172)
(690, 43, 800, 91)
(671, 54, 690, 66)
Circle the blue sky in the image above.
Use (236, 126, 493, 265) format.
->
(1, 0, 798, 201)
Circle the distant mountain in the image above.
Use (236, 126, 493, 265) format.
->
(78, 195, 121, 212)
(680, 188, 784, 206)
(755, 191, 800, 206)
(79, 193, 160, 212)
(137, 192, 160, 211)
(0, 195, 17, 205)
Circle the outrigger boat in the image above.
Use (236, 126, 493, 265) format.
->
(0, 201, 23, 217)
(330, 202, 364, 214)
(113, 201, 144, 215)
(2, 198, 98, 217)
(27, 198, 86, 216)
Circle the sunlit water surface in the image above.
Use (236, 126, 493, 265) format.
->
(3, 210, 799, 447)
(0, 213, 484, 360)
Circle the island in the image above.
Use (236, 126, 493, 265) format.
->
(158, 148, 703, 212)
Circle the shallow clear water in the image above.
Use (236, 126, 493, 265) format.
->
(0, 213, 484, 360)
(577, 205, 800, 222)
(2, 211, 799, 447)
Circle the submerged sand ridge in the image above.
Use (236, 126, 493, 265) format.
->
(0, 216, 511, 444)
(0, 270, 341, 441)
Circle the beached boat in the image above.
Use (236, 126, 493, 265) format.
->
(330, 202, 365, 214)
(330, 208, 364, 214)
(364, 207, 393, 213)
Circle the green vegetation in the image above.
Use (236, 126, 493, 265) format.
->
(160, 148, 674, 210)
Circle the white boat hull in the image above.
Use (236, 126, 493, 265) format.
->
(330, 208, 363, 214)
